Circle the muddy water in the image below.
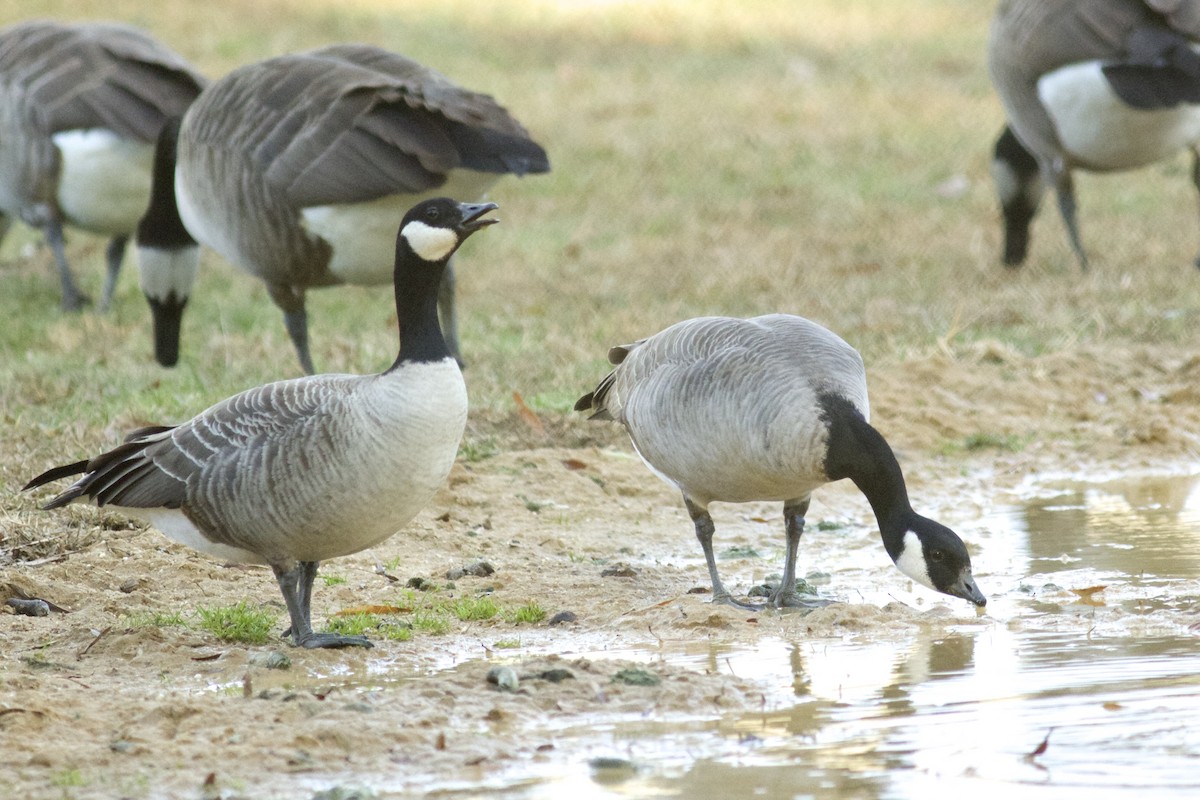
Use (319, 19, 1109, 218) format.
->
(451, 472, 1200, 798)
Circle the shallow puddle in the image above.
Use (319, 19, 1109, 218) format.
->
(245, 472, 1200, 798)
(431, 472, 1200, 798)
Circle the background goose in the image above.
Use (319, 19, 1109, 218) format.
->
(988, 0, 1200, 269)
(575, 314, 987, 610)
(0, 20, 204, 310)
(137, 44, 549, 373)
(24, 198, 497, 649)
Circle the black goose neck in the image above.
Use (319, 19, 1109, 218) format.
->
(137, 118, 195, 249)
(388, 239, 452, 370)
(818, 392, 914, 559)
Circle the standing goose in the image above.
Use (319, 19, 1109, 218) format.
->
(0, 20, 204, 310)
(575, 315, 987, 610)
(24, 198, 497, 649)
(988, 0, 1200, 269)
(137, 44, 548, 373)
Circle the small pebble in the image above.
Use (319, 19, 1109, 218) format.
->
(611, 668, 660, 687)
(406, 576, 431, 590)
(538, 668, 575, 683)
(118, 578, 144, 594)
(446, 560, 495, 580)
(5, 598, 49, 617)
(486, 666, 519, 691)
(247, 650, 291, 670)
(599, 563, 637, 578)
(548, 610, 577, 626)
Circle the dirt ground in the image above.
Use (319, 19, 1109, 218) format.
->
(2, 342, 1199, 798)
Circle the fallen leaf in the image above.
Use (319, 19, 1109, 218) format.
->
(334, 605, 409, 616)
(1027, 728, 1053, 758)
(1103, 702, 1122, 711)
(749, 516, 769, 523)
(1070, 585, 1107, 606)
(512, 392, 545, 435)
(561, 458, 588, 471)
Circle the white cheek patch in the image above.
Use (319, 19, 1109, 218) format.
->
(401, 220, 459, 262)
(894, 529, 935, 591)
(137, 244, 200, 302)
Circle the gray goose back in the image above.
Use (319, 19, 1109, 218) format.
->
(589, 315, 869, 507)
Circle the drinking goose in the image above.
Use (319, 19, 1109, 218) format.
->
(575, 314, 987, 610)
(0, 19, 204, 310)
(136, 44, 548, 373)
(25, 198, 497, 649)
(988, 0, 1200, 269)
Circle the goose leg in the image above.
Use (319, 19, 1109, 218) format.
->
(0, 213, 10, 250)
(769, 498, 828, 610)
(273, 560, 372, 649)
(685, 496, 758, 610)
(267, 284, 316, 375)
(1191, 148, 1200, 270)
(45, 217, 90, 311)
(98, 234, 127, 312)
(438, 257, 463, 367)
(1051, 165, 1090, 271)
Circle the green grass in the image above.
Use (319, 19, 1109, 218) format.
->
(410, 609, 452, 635)
(492, 638, 522, 649)
(450, 596, 500, 622)
(939, 432, 1028, 456)
(503, 602, 548, 624)
(195, 602, 278, 645)
(324, 613, 413, 642)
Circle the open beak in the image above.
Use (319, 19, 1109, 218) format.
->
(458, 201, 499, 234)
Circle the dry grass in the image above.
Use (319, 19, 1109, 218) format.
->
(2, 1, 1199, 561)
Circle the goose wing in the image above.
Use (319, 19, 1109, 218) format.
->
(25, 375, 358, 513)
(0, 20, 204, 141)
(188, 47, 548, 210)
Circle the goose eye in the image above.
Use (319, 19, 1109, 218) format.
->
(929, 549, 945, 563)
(426, 207, 440, 221)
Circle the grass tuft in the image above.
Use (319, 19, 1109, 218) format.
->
(195, 602, 278, 645)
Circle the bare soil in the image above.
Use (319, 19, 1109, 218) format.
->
(2, 342, 1199, 798)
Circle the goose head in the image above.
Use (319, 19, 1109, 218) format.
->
(398, 198, 499, 264)
(892, 516, 986, 607)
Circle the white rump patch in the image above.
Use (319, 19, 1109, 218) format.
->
(1039, 59, 1200, 170)
(52, 130, 154, 234)
(401, 220, 459, 262)
(137, 244, 200, 302)
(893, 530, 935, 591)
(130, 508, 265, 565)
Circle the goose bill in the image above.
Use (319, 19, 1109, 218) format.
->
(459, 201, 499, 232)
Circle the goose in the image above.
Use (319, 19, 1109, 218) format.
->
(988, 0, 1200, 270)
(0, 20, 204, 310)
(575, 315, 987, 610)
(24, 197, 497, 649)
(136, 44, 548, 373)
